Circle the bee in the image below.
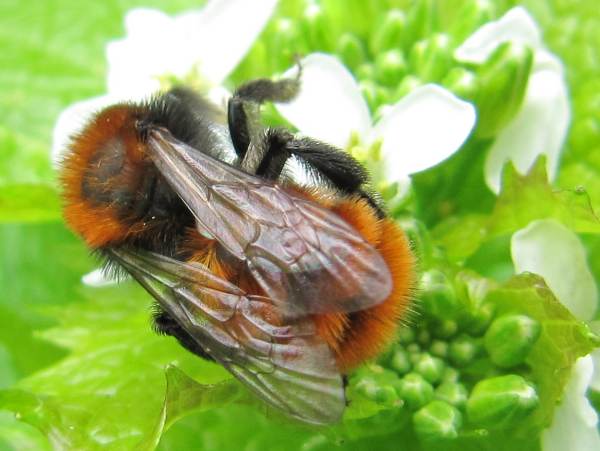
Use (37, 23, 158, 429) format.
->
(59, 73, 414, 424)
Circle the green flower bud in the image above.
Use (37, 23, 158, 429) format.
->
(475, 42, 534, 138)
(337, 33, 366, 70)
(356, 62, 376, 81)
(405, 0, 438, 45)
(432, 319, 458, 339)
(302, 3, 333, 50)
(441, 367, 460, 383)
(413, 400, 462, 441)
(392, 75, 422, 102)
(398, 326, 416, 345)
(484, 315, 541, 368)
(449, 334, 480, 367)
(429, 340, 449, 358)
(376, 49, 407, 87)
(442, 67, 478, 100)
(409, 33, 452, 82)
(419, 270, 460, 319)
(435, 381, 468, 408)
(396, 373, 434, 410)
(390, 348, 412, 375)
(370, 9, 406, 54)
(374, 385, 401, 406)
(407, 343, 421, 354)
(359, 80, 381, 111)
(414, 353, 445, 384)
(450, 0, 496, 41)
(418, 329, 431, 346)
(466, 375, 539, 428)
(465, 301, 495, 336)
(271, 19, 307, 63)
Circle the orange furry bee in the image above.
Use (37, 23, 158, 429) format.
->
(60, 73, 414, 424)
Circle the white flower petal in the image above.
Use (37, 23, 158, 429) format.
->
(371, 84, 475, 180)
(541, 356, 600, 451)
(51, 95, 117, 166)
(511, 219, 598, 321)
(590, 321, 600, 392)
(485, 54, 570, 193)
(123, 8, 172, 37)
(82, 268, 119, 287)
(189, 0, 279, 85)
(275, 53, 371, 148)
(106, 9, 179, 98)
(455, 6, 541, 63)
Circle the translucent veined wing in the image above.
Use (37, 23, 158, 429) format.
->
(146, 128, 392, 317)
(107, 247, 345, 425)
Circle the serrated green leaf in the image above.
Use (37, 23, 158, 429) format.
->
(433, 157, 600, 261)
(0, 282, 231, 450)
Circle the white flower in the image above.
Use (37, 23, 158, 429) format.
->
(52, 0, 278, 165)
(455, 6, 570, 194)
(275, 53, 476, 185)
(541, 356, 600, 451)
(52, 0, 278, 286)
(511, 219, 599, 449)
(511, 219, 598, 321)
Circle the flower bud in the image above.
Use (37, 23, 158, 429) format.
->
(441, 367, 460, 383)
(449, 334, 480, 367)
(405, 0, 438, 45)
(337, 33, 366, 70)
(390, 348, 412, 375)
(466, 375, 539, 428)
(409, 33, 452, 82)
(475, 42, 534, 138)
(484, 315, 541, 368)
(392, 75, 423, 102)
(413, 400, 462, 441)
(302, 3, 333, 49)
(429, 339, 448, 358)
(443, 67, 478, 100)
(414, 353, 445, 384)
(370, 9, 406, 54)
(420, 270, 460, 319)
(435, 381, 468, 408)
(396, 373, 434, 410)
(450, 0, 496, 41)
(398, 326, 416, 345)
(432, 319, 458, 339)
(375, 49, 407, 87)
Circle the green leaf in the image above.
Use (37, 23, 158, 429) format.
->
(140, 366, 243, 450)
(0, 283, 231, 450)
(433, 157, 600, 261)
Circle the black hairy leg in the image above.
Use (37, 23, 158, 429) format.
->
(227, 67, 385, 216)
(227, 71, 301, 160)
(152, 307, 215, 362)
(249, 128, 386, 217)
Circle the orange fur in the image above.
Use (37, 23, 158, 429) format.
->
(60, 105, 146, 248)
(185, 196, 414, 373)
(319, 197, 414, 372)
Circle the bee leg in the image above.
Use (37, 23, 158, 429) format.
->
(152, 307, 215, 362)
(228, 71, 301, 160)
(283, 135, 386, 217)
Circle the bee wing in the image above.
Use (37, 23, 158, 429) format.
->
(108, 247, 345, 425)
(146, 129, 392, 318)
